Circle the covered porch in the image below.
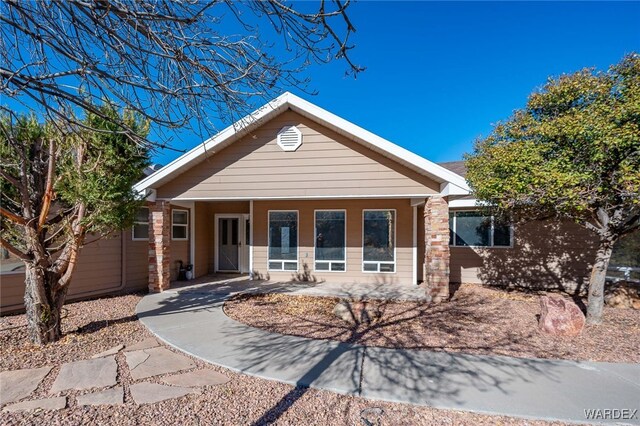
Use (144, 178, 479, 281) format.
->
(147, 196, 451, 302)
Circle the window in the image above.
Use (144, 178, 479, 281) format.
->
(268, 211, 298, 271)
(315, 211, 346, 272)
(132, 207, 149, 240)
(449, 211, 512, 247)
(172, 209, 188, 240)
(363, 210, 395, 273)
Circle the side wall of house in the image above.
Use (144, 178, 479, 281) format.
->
(1, 230, 148, 314)
(449, 215, 598, 294)
(251, 198, 416, 285)
(0, 202, 189, 314)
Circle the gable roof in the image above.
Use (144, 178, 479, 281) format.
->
(438, 161, 467, 178)
(134, 92, 470, 196)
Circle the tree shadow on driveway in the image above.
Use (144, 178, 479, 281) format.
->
(135, 276, 639, 425)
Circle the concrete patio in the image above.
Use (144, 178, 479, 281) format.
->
(136, 275, 640, 425)
(169, 273, 430, 301)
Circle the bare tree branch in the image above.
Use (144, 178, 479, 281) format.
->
(0, 0, 363, 147)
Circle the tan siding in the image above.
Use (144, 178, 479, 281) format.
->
(125, 226, 149, 290)
(251, 199, 416, 285)
(156, 111, 439, 199)
(194, 202, 211, 278)
(449, 217, 598, 293)
(1, 232, 137, 314)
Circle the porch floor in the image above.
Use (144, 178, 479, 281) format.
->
(169, 274, 428, 301)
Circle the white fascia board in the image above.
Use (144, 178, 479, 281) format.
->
(133, 94, 290, 192)
(134, 91, 470, 193)
(448, 198, 486, 208)
(285, 93, 470, 192)
(440, 182, 470, 196)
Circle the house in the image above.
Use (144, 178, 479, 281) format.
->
(0, 92, 597, 313)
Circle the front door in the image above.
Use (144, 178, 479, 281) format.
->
(217, 217, 239, 271)
(216, 214, 251, 273)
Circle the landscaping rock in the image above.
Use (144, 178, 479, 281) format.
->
(50, 356, 118, 393)
(605, 281, 640, 309)
(129, 382, 200, 404)
(538, 295, 585, 336)
(125, 347, 195, 380)
(0, 366, 52, 405)
(124, 337, 159, 352)
(162, 369, 230, 387)
(3, 396, 66, 412)
(91, 344, 124, 359)
(333, 300, 382, 325)
(333, 301, 356, 325)
(76, 387, 124, 406)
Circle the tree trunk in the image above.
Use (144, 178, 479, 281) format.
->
(586, 236, 616, 325)
(23, 263, 67, 345)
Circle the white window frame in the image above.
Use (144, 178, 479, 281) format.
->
(362, 209, 397, 274)
(172, 209, 189, 241)
(314, 209, 347, 273)
(132, 206, 150, 241)
(449, 210, 513, 248)
(267, 210, 299, 272)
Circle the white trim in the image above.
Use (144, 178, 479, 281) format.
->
(240, 213, 250, 273)
(132, 206, 150, 241)
(440, 182, 470, 196)
(133, 92, 470, 194)
(159, 194, 437, 202)
(171, 209, 189, 241)
(362, 209, 397, 274)
(449, 198, 486, 208)
(412, 205, 418, 285)
(267, 210, 299, 272)
(190, 202, 195, 277)
(313, 209, 347, 273)
(249, 200, 254, 280)
(214, 214, 244, 272)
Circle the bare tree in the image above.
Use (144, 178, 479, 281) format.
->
(0, 0, 362, 145)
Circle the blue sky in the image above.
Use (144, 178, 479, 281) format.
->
(164, 1, 640, 168)
(153, 1, 639, 165)
(4, 2, 638, 166)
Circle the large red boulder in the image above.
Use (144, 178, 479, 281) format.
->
(538, 295, 585, 336)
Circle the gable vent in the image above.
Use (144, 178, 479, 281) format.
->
(277, 126, 302, 152)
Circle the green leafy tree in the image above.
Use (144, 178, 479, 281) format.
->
(0, 105, 149, 344)
(465, 54, 640, 324)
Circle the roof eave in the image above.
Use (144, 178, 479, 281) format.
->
(134, 92, 471, 195)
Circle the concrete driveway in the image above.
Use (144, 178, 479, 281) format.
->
(136, 276, 640, 425)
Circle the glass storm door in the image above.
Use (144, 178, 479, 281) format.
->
(218, 217, 239, 271)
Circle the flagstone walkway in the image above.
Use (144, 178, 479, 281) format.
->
(0, 337, 229, 412)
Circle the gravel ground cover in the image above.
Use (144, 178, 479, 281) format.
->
(224, 284, 640, 363)
(0, 291, 575, 425)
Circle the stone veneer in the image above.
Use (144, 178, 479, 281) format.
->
(424, 196, 450, 302)
(148, 201, 171, 292)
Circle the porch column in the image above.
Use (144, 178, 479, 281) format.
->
(424, 196, 450, 302)
(148, 201, 171, 293)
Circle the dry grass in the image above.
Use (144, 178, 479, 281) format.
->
(224, 284, 640, 363)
